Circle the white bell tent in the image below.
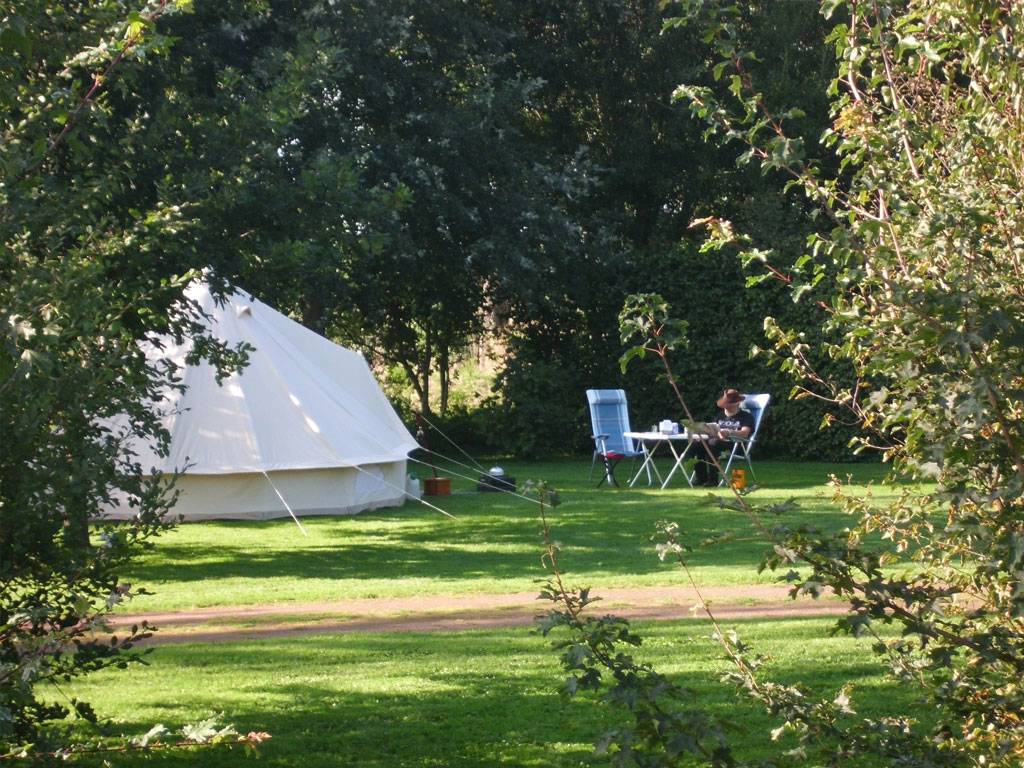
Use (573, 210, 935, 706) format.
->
(104, 281, 417, 521)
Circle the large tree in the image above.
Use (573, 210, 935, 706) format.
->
(306, 0, 590, 416)
(133, 0, 589, 418)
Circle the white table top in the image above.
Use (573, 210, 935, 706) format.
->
(624, 430, 707, 441)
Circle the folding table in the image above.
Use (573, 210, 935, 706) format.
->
(623, 431, 711, 489)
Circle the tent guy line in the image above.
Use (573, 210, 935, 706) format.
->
(261, 470, 309, 535)
(351, 461, 457, 520)
(266, 446, 533, 530)
(412, 409, 488, 475)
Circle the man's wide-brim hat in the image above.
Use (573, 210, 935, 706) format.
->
(717, 388, 744, 408)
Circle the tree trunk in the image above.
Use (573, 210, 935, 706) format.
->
(418, 331, 432, 417)
(62, 445, 91, 558)
(402, 357, 430, 418)
(63, 510, 91, 556)
(439, 342, 450, 414)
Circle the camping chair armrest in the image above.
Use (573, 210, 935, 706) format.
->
(592, 433, 609, 440)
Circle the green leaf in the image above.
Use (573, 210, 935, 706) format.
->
(821, 0, 845, 19)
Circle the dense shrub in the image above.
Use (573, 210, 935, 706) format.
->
(488, 239, 862, 460)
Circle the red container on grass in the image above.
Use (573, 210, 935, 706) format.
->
(423, 477, 451, 496)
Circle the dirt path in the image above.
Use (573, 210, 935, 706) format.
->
(112, 584, 848, 645)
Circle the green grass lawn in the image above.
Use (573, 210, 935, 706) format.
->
(120, 459, 906, 612)
(58, 460, 930, 767)
(64, 617, 915, 767)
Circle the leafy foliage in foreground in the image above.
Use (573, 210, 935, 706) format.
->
(0, 1, 259, 758)
(541, 1, 1024, 766)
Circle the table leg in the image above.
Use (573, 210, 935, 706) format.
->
(649, 447, 664, 485)
(628, 441, 656, 487)
(660, 440, 686, 489)
(659, 438, 700, 489)
(628, 440, 665, 487)
(680, 441, 697, 486)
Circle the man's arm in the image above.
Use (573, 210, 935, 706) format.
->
(718, 413, 753, 440)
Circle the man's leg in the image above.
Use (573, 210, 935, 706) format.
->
(703, 457, 720, 486)
(694, 457, 709, 486)
(701, 441, 725, 486)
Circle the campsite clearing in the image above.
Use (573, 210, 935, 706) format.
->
(119, 459, 910, 614)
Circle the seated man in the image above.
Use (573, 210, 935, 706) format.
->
(693, 388, 754, 487)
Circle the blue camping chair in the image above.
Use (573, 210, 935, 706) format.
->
(719, 393, 771, 485)
(586, 389, 647, 487)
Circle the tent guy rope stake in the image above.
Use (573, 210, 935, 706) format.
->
(261, 471, 309, 536)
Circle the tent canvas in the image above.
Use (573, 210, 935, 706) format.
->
(104, 281, 417, 521)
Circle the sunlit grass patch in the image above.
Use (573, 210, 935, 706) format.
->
(117, 460, 911, 612)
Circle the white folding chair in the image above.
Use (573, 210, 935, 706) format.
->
(720, 393, 771, 484)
